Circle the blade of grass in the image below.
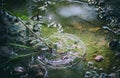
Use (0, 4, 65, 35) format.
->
(8, 43, 34, 50)
(0, 51, 41, 68)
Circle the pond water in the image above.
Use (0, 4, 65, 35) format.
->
(1, 0, 118, 78)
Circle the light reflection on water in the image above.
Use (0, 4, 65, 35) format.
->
(57, 3, 97, 20)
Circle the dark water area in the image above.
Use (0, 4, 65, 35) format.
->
(1, 0, 28, 8)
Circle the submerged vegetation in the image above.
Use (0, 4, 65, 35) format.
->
(0, 0, 120, 78)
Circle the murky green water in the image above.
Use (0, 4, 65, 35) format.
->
(49, 69, 83, 78)
(0, 0, 106, 78)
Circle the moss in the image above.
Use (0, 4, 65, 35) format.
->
(41, 26, 57, 37)
(62, 20, 118, 72)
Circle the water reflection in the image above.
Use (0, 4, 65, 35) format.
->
(57, 3, 97, 20)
